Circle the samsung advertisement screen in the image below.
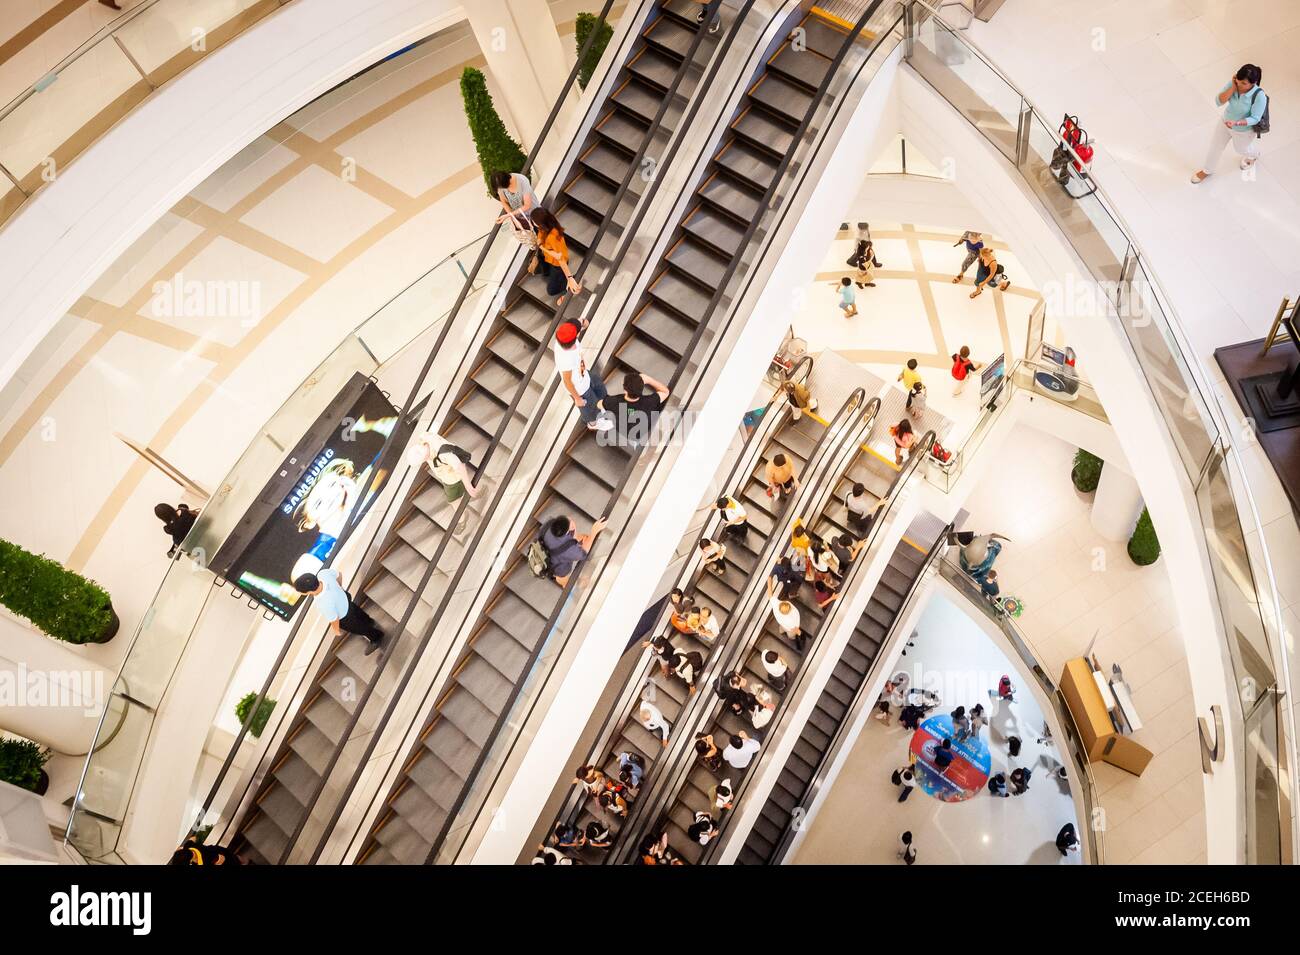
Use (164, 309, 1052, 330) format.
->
(235, 382, 398, 619)
(980, 353, 1006, 398)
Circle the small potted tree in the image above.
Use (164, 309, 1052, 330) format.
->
(0, 538, 117, 643)
(1128, 507, 1161, 566)
(235, 692, 277, 739)
(0, 737, 52, 795)
(1071, 448, 1103, 493)
(575, 12, 614, 90)
(460, 66, 526, 195)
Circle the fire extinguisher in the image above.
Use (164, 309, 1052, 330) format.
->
(1050, 114, 1095, 190)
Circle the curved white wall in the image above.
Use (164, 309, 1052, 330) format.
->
(0, 0, 472, 392)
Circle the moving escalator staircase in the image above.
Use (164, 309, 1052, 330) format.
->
(355, 5, 856, 865)
(229, 0, 713, 866)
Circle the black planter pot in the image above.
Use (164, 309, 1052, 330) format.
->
(95, 607, 120, 644)
(34, 770, 49, 796)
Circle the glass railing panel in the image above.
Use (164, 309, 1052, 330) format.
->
(0, 38, 147, 192)
(65, 692, 149, 860)
(115, 0, 281, 87)
(910, 12, 1020, 161)
(116, 562, 220, 709)
(1244, 689, 1285, 864)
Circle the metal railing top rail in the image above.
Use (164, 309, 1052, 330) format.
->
(937, 553, 1105, 865)
(291, 0, 725, 865)
(457, 1, 903, 866)
(763, 518, 950, 865)
(692, 428, 936, 865)
(556, 385, 874, 863)
(190, 0, 624, 848)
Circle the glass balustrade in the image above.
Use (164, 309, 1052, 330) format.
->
(904, 0, 1292, 864)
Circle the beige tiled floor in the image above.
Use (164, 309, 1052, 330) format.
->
(963, 423, 1206, 863)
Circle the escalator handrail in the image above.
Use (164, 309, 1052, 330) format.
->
(452, 1, 910, 863)
(608, 387, 876, 862)
(730, 516, 950, 865)
(196, 0, 624, 846)
(294, 0, 739, 865)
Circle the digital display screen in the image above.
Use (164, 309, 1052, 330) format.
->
(232, 381, 399, 619)
(980, 353, 1006, 398)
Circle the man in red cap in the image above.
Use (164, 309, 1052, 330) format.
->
(552, 318, 613, 431)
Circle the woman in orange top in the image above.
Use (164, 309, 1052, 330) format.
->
(531, 207, 582, 306)
(790, 519, 812, 558)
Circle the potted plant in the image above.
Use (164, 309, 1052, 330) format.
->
(235, 692, 277, 739)
(0, 737, 51, 795)
(1127, 507, 1161, 566)
(0, 538, 117, 643)
(575, 12, 614, 90)
(460, 66, 526, 195)
(1071, 448, 1103, 493)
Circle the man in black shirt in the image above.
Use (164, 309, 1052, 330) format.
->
(598, 371, 670, 446)
(155, 502, 199, 557)
(769, 556, 803, 600)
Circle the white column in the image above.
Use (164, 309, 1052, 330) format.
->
(465, 0, 568, 147)
(1089, 460, 1143, 542)
(0, 616, 112, 756)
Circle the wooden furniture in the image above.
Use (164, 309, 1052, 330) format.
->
(1059, 657, 1153, 777)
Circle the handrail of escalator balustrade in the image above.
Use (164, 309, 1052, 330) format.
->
(607, 389, 876, 863)
(297, 0, 759, 865)
(194, 0, 623, 847)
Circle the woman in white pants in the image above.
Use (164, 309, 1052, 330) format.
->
(1191, 64, 1267, 183)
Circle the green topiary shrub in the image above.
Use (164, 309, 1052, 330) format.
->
(235, 692, 277, 739)
(1128, 507, 1161, 566)
(0, 538, 115, 644)
(460, 66, 526, 196)
(0, 737, 50, 793)
(1071, 448, 1103, 493)
(576, 12, 614, 90)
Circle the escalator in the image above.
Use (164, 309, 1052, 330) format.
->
(622, 412, 899, 863)
(355, 4, 868, 865)
(551, 368, 861, 864)
(229, 0, 724, 866)
(735, 531, 938, 865)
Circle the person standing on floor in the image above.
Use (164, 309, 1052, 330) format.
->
(951, 230, 984, 284)
(906, 381, 927, 419)
(293, 570, 385, 656)
(1010, 766, 1032, 795)
(155, 502, 199, 557)
(968, 703, 986, 740)
(531, 207, 582, 306)
(835, 276, 859, 318)
(553, 319, 613, 432)
(890, 418, 916, 465)
(1056, 822, 1079, 857)
(969, 248, 1004, 298)
(898, 830, 917, 865)
(951, 705, 970, 742)
(951, 346, 980, 396)
(1191, 64, 1269, 183)
(893, 764, 917, 802)
(933, 738, 956, 774)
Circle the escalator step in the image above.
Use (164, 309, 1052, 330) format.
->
(698, 171, 763, 225)
(682, 205, 747, 258)
(632, 302, 697, 353)
(730, 105, 797, 159)
(423, 721, 478, 778)
(715, 139, 780, 192)
(798, 16, 852, 60)
(436, 689, 497, 749)
(643, 13, 695, 60)
(500, 293, 553, 343)
(768, 42, 833, 92)
(454, 654, 514, 714)
(647, 266, 715, 319)
(550, 465, 609, 524)
(484, 589, 550, 640)
(627, 44, 682, 92)
(579, 140, 634, 187)
(564, 172, 618, 219)
(748, 72, 815, 125)
(484, 326, 537, 372)
(555, 202, 606, 255)
(594, 107, 651, 154)
(473, 623, 532, 684)
(666, 237, 728, 291)
(610, 77, 664, 123)
(613, 332, 679, 384)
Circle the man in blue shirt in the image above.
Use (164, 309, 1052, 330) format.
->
(294, 569, 385, 655)
(1192, 63, 1267, 183)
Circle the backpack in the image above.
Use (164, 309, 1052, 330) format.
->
(1250, 87, 1270, 135)
(526, 536, 552, 578)
(891, 769, 903, 786)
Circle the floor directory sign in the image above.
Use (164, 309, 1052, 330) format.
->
(909, 714, 991, 802)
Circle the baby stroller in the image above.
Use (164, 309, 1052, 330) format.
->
(1049, 114, 1098, 199)
(845, 222, 883, 280)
